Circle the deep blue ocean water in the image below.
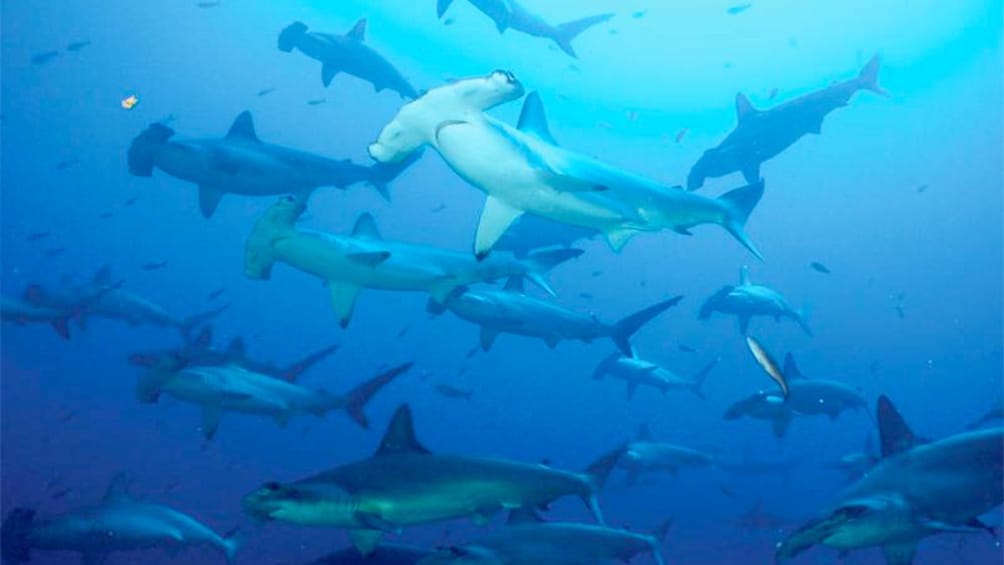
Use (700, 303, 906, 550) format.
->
(2, 1, 1002, 564)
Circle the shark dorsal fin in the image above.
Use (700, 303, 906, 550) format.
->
(637, 423, 652, 441)
(516, 92, 557, 145)
(507, 508, 545, 526)
(877, 395, 922, 458)
(226, 337, 246, 361)
(352, 213, 382, 239)
(735, 93, 758, 122)
(783, 353, 805, 380)
(375, 405, 431, 456)
(739, 265, 752, 286)
(102, 473, 134, 503)
(347, 18, 367, 41)
(226, 111, 259, 142)
(93, 265, 113, 286)
(503, 276, 525, 293)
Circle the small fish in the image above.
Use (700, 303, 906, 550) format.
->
(719, 485, 737, 498)
(631, 10, 647, 19)
(196, 1, 221, 7)
(746, 336, 787, 397)
(66, 40, 91, 52)
(675, 128, 688, 143)
(726, 3, 753, 15)
(625, 110, 639, 122)
(869, 360, 881, 374)
(121, 94, 139, 110)
(894, 305, 905, 319)
(597, 120, 613, 129)
(677, 344, 696, 353)
(431, 203, 447, 213)
(768, 87, 778, 100)
(809, 261, 831, 274)
(723, 61, 734, 69)
(443, 17, 456, 26)
(54, 159, 79, 170)
(123, 196, 140, 207)
(916, 184, 929, 193)
(608, 28, 619, 36)
(397, 325, 410, 338)
(207, 287, 226, 300)
(98, 212, 115, 220)
(43, 247, 67, 258)
(591, 270, 602, 277)
(465, 346, 479, 359)
(25, 231, 51, 242)
(57, 410, 78, 423)
(256, 87, 275, 97)
(141, 261, 168, 271)
(434, 384, 473, 400)
(307, 98, 326, 106)
(31, 51, 60, 65)
(49, 488, 73, 500)
(163, 480, 181, 493)
(579, 292, 593, 299)
(568, 63, 581, 72)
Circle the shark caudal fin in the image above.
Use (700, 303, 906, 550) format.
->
(1, 508, 35, 564)
(127, 122, 174, 176)
(221, 528, 241, 565)
(338, 362, 414, 428)
(688, 357, 720, 400)
(611, 296, 683, 356)
(591, 351, 621, 381)
(245, 196, 304, 280)
(718, 179, 765, 260)
(522, 248, 584, 296)
(278, 21, 308, 52)
(582, 444, 626, 524)
(857, 55, 889, 97)
(179, 304, 230, 340)
(281, 344, 339, 382)
(366, 149, 422, 201)
(794, 305, 813, 336)
(553, 13, 614, 58)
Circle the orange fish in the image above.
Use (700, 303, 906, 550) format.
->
(675, 128, 688, 143)
(121, 94, 139, 110)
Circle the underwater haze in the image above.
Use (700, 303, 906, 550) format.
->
(1, 1, 1002, 564)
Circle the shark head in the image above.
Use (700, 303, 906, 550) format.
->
(776, 494, 914, 559)
(242, 480, 357, 526)
(245, 196, 304, 279)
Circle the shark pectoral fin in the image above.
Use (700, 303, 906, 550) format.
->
(771, 415, 792, 438)
(198, 186, 226, 218)
(82, 551, 110, 565)
(740, 163, 760, 185)
(603, 227, 639, 252)
(328, 282, 361, 328)
(349, 528, 383, 556)
(475, 197, 524, 259)
(347, 250, 391, 267)
(321, 63, 340, 87)
(881, 542, 917, 565)
(480, 327, 500, 351)
(201, 406, 222, 440)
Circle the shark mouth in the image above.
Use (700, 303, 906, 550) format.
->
(434, 120, 470, 143)
(776, 505, 870, 559)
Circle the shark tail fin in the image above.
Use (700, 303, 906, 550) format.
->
(366, 149, 423, 201)
(127, 122, 174, 176)
(522, 248, 584, 296)
(281, 344, 339, 382)
(689, 357, 719, 400)
(221, 527, 241, 565)
(341, 362, 414, 428)
(592, 351, 621, 380)
(718, 179, 765, 260)
(858, 54, 889, 97)
(278, 21, 308, 52)
(1, 508, 35, 564)
(554, 13, 614, 58)
(649, 518, 672, 565)
(582, 444, 627, 524)
(180, 304, 230, 340)
(611, 296, 683, 356)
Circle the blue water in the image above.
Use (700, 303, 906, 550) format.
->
(2, 1, 1001, 564)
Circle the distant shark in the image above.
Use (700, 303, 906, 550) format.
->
(417, 508, 670, 565)
(245, 196, 582, 327)
(687, 55, 887, 190)
(592, 352, 718, 400)
(1, 474, 239, 564)
(617, 424, 715, 484)
(776, 395, 1002, 565)
(428, 276, 681, 355)
(278, 19, 418, 99)
(243, 404, 622, 555)
(436, 1, 613, 58)
(128, 111, 417, 217)
(136, 358, 413, 439)
(368, 73, 765, 259)
(1, 281, 112, 339)
(700, 266, 811, 335)
(724, 352, 867, 437)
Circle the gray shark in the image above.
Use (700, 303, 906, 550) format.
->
(617, 424, 715, 483)
(1, 474, 239, 564)
(245, 196, 581, 327)
(368, 74, 765, 259)
(243, 405, 622, 555)
(724, 353, 867, 437)
(494, 214, 597, 258)
(2, 294, 81, 340)
(136, 358, 412, 439)
(436, 0, 613, 58)
(687, 55, 887, 190)
(776, 395, 1003, 564)
(128, 111, 417, 217)
(25, 266, 227, 338)
(592, 352, 718, 400)
(128, 325, 339, 382)
(278, 20, 417, 99)
(965, 399, 1004, 430)
(303, 544, 432, 564)
(417, 509, 670, 565)
(429, 277, 681, 355)
(699, 266, 811, 335)
(829, 436, 879, 483)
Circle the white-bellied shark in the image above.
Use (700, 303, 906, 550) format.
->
(776, 395, 1003, 565)
(242, 405, 622, 555)
(592, 352, 718, 400)
(368, 73, 765, 259)
(687, 55, 887, 190)
(436, 1, 613, 58)
(617, 424, 715, 483)
(417, 509, 670, 565)
(24, 266, 227, 338)
(278, 20, 418, 99)
(128, 111, 417, 217)
(428, 277, 682, 355)
(724, 353, 867, 437)
(136, 358, 412, 439)
(700, 266, 811, 335)
(244, 196, 581, 327)
(0, 474, 239, 564)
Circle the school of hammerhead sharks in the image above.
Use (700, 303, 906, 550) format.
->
(3, 2, 1002, 565)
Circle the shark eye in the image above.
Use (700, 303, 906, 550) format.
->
(262, 482, 282, 492)
(281, 195, 297, 203)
